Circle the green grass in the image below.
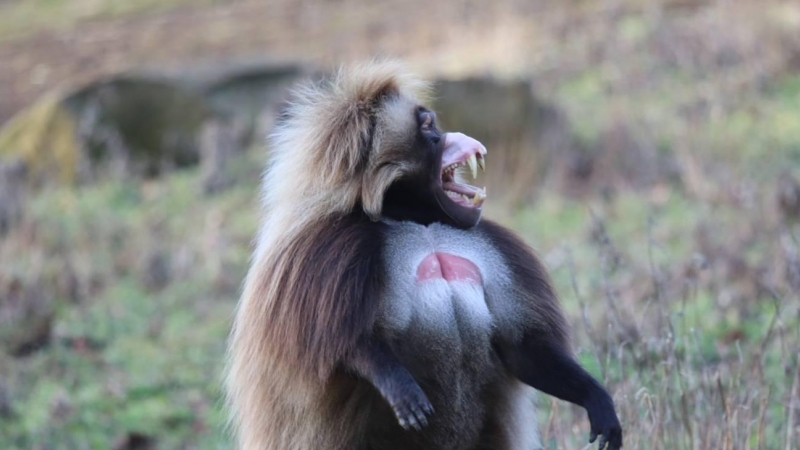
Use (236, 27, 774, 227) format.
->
(506, 184, 799, 448)
(0, 151, 265, 449)
(2, 148, 798, 448)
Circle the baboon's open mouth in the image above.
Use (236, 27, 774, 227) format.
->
(440, 132, 487, 209)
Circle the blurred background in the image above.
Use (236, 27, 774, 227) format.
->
(1, 0, 799, 449)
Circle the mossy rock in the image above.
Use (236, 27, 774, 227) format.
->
(0, 93, 81, 185)
(0, 77, 211, 185)
(64, 76, 213, 178)
(0, 64, 302, 187)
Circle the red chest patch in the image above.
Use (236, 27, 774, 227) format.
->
(415, 252, 482, 285)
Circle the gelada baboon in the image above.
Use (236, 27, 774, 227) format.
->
(226, 61, 622, 450)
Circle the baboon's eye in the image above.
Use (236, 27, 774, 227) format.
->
(417, 109, 441, 145)
(417, 108, 435, 130)
(421, 113, 433, 130)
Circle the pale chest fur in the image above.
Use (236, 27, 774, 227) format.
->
(379, 221, 514, 344)
(373, 221, 542, 450)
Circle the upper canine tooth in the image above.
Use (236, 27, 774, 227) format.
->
(467, 154, 478, 179)
(478, 154, 485, 172)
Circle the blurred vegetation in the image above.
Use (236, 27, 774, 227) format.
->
(2, 0, 800, 449)
(0, 94, 81, 184)
(0, 0, 204, 41)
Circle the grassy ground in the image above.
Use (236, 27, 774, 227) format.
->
(2, 0, 800, 449)
(0, 158, 260, 449)
(2, 147, 798, 449)
(511, 194, 800, 449)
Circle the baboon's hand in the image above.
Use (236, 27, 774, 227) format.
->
(387, 381, 434, 431)
(588, 407, 622, 450)
(348, 337, 434, 431)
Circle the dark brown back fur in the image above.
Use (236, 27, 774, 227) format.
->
(259, 213, 386, 378)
